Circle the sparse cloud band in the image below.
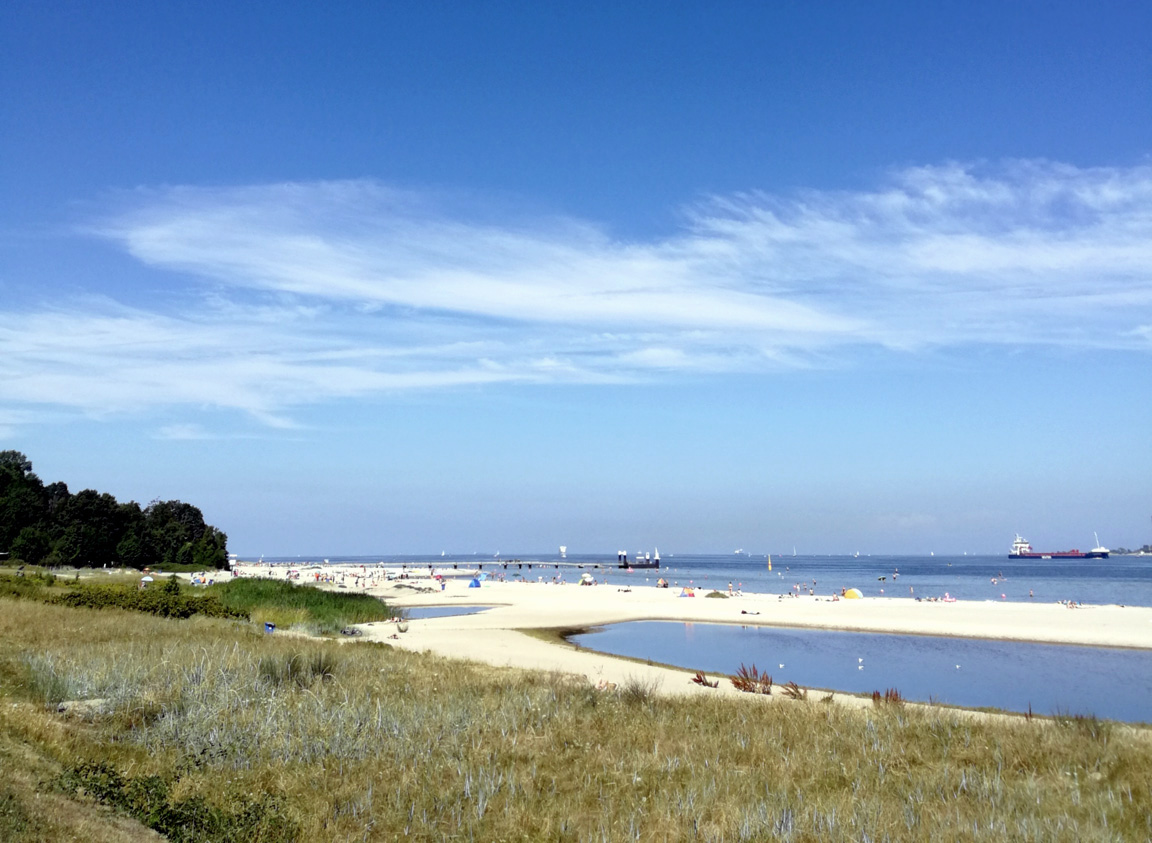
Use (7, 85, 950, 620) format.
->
(3, 159, 1150, 434)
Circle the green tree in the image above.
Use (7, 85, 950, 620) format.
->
(0, 450, 33, 477)
(145, 500, 208, 566)
(115, 530, 148, 569)
(55, 490, 122, 567)
(10, 525, 51, 564)
(192, 526, 229, 569)
(176, 542, 194, 567)
(0, 451, 46, 549)
(1, 455, 227, 570)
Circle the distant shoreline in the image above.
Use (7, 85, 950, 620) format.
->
(223, 561, 1152, 711)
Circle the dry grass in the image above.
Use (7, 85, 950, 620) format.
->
(0, 708, 163, 842)
(1, 597, 1151, 841)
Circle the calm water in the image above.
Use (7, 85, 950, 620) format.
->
(570, 621, 1152, 723)
(254, 552, 1152, 719)
(257, 552, 1152, 607)
(595, 553, 1152, 607)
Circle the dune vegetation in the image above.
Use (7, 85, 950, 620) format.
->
(1, 594, 1150, 842)
(208, 576, 399, 635)
(0, 567, 395, 633)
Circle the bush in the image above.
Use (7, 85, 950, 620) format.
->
(0, 573, 50, 601)
(50, 583, 247, 620)
(730, 663, 773, 695)
(57, 762, 298, 842)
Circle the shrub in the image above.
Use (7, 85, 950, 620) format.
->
(49, 583, 247, 620)
(872, 688, 905, 707)
(57, 762, 298, 843)
(730, 663, 773, 695)
(0, 573, 50, 601)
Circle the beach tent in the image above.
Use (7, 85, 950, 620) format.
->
(843, 588, 863, 599)
(468, 577, 481, 588)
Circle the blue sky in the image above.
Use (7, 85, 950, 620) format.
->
(2, 2, 1150, 555)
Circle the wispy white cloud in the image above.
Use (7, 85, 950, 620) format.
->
(2, 159, 1150, 432)
(154, 423, 217, 441)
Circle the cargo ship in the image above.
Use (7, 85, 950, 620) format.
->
(1009, 534, 1109, 559)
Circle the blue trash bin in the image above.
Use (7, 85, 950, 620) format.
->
(264, 622, 275, 634)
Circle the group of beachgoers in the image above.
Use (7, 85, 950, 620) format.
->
(229, 560, 1080, 610)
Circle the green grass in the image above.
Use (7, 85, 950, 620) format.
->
(208, 577, 396, 634)
(0, 571, 395, 634)
(1, 597, 1150, 841)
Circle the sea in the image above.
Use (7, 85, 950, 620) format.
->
(256, 551, 1152, 607)
(254, 552, 1152, 722)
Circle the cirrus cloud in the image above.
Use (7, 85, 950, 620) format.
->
(2, 158, 1150, 435)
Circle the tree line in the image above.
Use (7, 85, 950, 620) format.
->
(0, 451, 228, 570)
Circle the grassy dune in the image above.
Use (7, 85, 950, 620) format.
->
(0, 569, 395, 634)
(1, 597, 1150, 841)
(208, 577, 398, 634)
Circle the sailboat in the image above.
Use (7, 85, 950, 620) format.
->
(767, 554, 772, 572)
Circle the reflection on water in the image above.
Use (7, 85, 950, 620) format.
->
(571, 621, 1152, 723)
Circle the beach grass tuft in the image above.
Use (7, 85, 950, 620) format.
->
(618, 674, 661, 706)
(781, 680, 808, 701)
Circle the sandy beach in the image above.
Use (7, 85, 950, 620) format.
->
(229, 561, 1152, 704)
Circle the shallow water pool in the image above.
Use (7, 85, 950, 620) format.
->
(570, 621, 1152, 723)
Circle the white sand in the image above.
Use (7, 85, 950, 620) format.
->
(232, 562, 1152, 704)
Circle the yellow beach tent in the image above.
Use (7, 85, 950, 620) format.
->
(843, 588, 863, 599)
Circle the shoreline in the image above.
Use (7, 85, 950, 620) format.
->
(223, 562, 1152, 710)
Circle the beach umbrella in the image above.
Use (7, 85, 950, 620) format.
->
(843, 587, 863, 599)
(140, 576, 154, 583)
